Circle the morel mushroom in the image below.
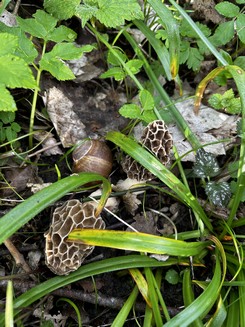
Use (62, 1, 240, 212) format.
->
(45, 199, 105, 275)
(122, 120, 173, 180)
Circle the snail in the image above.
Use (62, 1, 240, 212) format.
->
(72, 139, 113, 178)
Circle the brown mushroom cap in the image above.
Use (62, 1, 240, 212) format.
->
(44, 199, 105, 275)
(122, 120, 173, 180)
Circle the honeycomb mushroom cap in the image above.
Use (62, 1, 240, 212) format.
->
(45, 199, 105, 275)
(122, 120, 173, 180)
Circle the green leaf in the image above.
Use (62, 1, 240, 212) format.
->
(193, 149, 220, 178)
(44, 0, 80, 20)
(68, 229, 209, 257)
(165, 269, 179, 285)
(236, 13, 245, 43)
(0, 25, 38, 64)
(208, 93, 223, 109)
(139, 89, 154, 111)
(215, 2, 240, 18)
(0, 111, 15, 124)
(234, 56, 245, 70)
(107, 48, 127, 66)
(100, 66, 125, 80)
(5, 125, 17, 142)
(125, 59, 143, 75)
(141, 110, 158, 123)
(11, 122, 21, 133)
(0, 84, 17, 111)
(48, 25, 77, 42)
(17, 10, 58, 41)
(49, 43, 94, 60)
(209, 21, 234, 46)
(0, 55, 37, 89)
(77, 0, 143, 28)
(236, 0, 245, 3)
(180, 19, 211, 38)
(186, 47, 203, 71)
(75, 3, 98, 28)
(39, 55, 75, 80)
(205, 181, 231, 207)
(0, 33, 18, 56)
(230, 180, 245, 201)
(119, 104, 141, 119)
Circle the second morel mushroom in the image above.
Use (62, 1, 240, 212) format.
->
(44, 199, 105, 275)
(122, 120, 173, 180)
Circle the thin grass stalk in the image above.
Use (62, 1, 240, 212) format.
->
(123, 29, 201, 149)
(168, 0, 228, 66)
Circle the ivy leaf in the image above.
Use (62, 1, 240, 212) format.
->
(205, 181, 231, 207)
(44, 0, 80, 20)
(0, 84, 17, 112)
(119, 104, 141, 119)
(76, 0, 143, 28)
(39, 55, 75, 80)
(193, 149, 220, 178)
(139, 89, 154, 111)
(0, 55, 37, 89)
(215, 2, 240, 18)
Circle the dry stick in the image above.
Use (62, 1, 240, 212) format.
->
(0, 279, 180, 317)
(3, 239, 37, 281)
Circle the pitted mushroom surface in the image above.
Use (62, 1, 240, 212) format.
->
(45, 199, 105, 275)
(122, 120, 173, 180)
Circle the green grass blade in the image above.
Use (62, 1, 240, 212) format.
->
(145, 267, 163, 327)
(122, 29, 201, 149)
(0, 172, 111, 245)
(164, 250, 222, 327)
(111, 285, 139, 327)
(68, 229, 210, 256)
(238, 269, 245, 325)
(106, 131, 212, 231)
(147, 0, 180, 78)
(183, 269, 203, 327)
(224, 290, 240, 327)
(168, 0, 228, 66)
(0, 255, 178, 325)
(133, 19, 171, 80)
(5, 281, 14, 327)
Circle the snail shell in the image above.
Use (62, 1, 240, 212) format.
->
(72, 139, 113, 178)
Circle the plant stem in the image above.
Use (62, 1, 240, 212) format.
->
(29, 41, 46, 149)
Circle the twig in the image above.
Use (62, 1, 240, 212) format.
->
(3, 239, 37, 281)
(0, 279, 181, 317)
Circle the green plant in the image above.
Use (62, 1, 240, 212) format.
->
(0, 9, 95, 147)
(208, 88, 242, 114)
(0, 111, 21, 143)
(1, 0, 245, 326)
